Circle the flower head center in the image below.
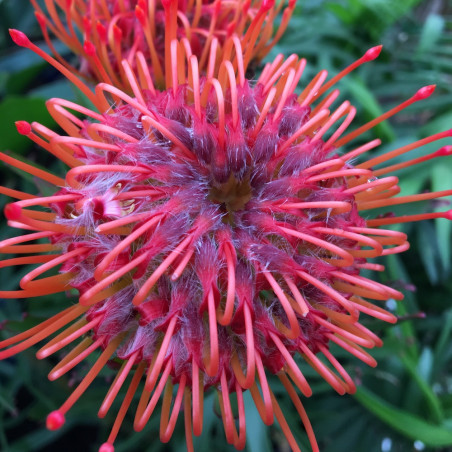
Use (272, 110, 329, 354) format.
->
(208, 174, 252, 217)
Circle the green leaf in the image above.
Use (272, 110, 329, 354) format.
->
(432, 310, 452, 382)
(417, 14, 445, 54)
(326, 2, 363, 24)
(432, 163, 452, 274)
(29, 79, 77, 102)
(417, 220, 441, 285)
(5, 64, 45, 95)
(0, 96, 56, 153)
(342, 76, 395, 143)
(399, 353, 443, 424)
(245, 391, 271, 452)
(420, 111, 452, 137)
(354, 387, 452, 447)
(0, 391, 16, 415)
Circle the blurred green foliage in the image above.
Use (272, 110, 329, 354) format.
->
(1, 0, 452, 451)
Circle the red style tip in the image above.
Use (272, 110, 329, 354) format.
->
(96, 21, 107, 43)
(214, 0, 222, 15)
(15, 121, 32, 136)
(226, 22, 236, 36)
(9, 29, 31, 48)
(34, 11, 47, 28)
(4, 203, 22, 221)
(46, 410, 65, 430)
(113, 24, 123, 41)
(161, 0, 176, 7)
(289, 0, 296, 7)
(261, 0, 275, 11)
(444, 210, 452, 220)
(135, 5, 146, 25)
(83, 40, 96, 57)
(83, 17, 91, 36)
(99, 443, 115, 452)
(434, 145, 452, 157)
(413, 85, 436, 101)
(363, 45, 383, 62)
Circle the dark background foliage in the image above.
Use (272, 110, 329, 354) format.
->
(1, 0, 452, 451)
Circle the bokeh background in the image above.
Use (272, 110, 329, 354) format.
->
(1, 0, 452, 451)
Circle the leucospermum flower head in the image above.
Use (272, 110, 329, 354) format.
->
(2, 27, 452, 452)
(31, 0, 295, 89)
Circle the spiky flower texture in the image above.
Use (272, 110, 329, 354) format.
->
(2, 26, 452, 452)
(31, 0, 295, 90)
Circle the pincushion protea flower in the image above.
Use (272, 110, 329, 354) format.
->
(31, 0, 295, 89)
(2, 28, 452, 452)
